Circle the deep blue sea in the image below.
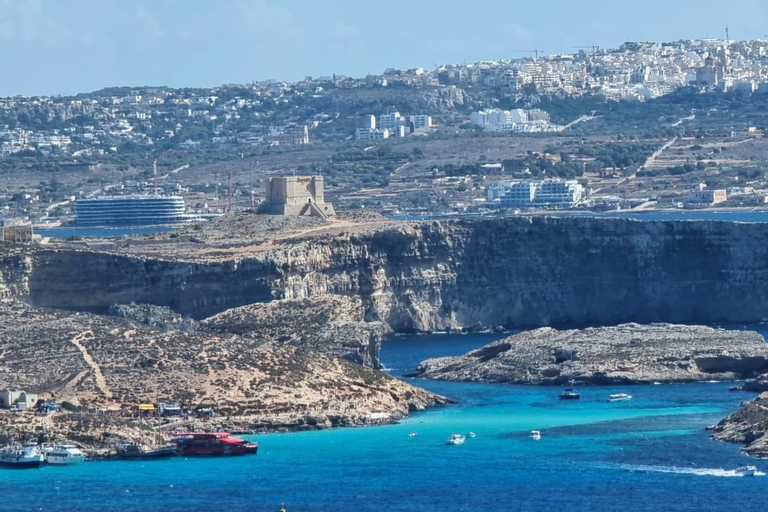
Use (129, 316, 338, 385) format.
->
(2, 332, 767, 512)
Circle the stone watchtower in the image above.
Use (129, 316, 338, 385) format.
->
(257, 176, 335, 218)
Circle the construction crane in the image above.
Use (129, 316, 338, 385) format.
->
(512, 49, 543, 59)
(151, 150, 188, 194)
(573, 45, 600, 53)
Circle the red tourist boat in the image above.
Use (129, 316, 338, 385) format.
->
(171, 432, 259, 457)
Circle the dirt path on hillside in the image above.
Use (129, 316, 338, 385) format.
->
(70, 330, 112, 399)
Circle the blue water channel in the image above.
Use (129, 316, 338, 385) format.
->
(1, 331, 766, 512)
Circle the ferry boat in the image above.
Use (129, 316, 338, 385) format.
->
(446, 433, 465, 445)
(115, 443, 177, 460)
(172, 432, 259, 456)
(0, 443, 45, 469)
(607, 393, 633, 403)
(43, 444, 86, 465)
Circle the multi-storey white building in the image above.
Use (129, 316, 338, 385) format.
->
(378, 112, 405, 131)
(355, 128, 390, 141)
(410, 115, 432, 132)
(489, 180, 584, 208)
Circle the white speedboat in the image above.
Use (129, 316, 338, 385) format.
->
(43, 444, 86, 465)
(608, 393, 633, 403)
(466, 432, 476, 438)
(530, 430, 542, 440)
(736, 466, 758, 477)
(446, 434, 465, 445)
(408, 432, 417, 437)
(0, 443, 44, 469)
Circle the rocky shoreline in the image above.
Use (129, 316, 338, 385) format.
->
(710, 390, 768, 458)
(0, 298, 450, 453)
(407, 324, 768, 385)
(7, 215, 768, 458)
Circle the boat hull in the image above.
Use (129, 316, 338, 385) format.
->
(0, 459, 44, 469)
(45, 455, 86, 465)
(176, 444, 249, 456)
(116, 445, 177, 460)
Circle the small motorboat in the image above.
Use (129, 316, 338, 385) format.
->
(408, 432, 417, 437)
(608, 393, 633, 403)
(0, 443, 45, 469)
(466, 432, 476, 438)
(115, 443, 177, 460)
(530, 430, 542, 440)
(446, 433, 465, 445)
(43, 444, 86, 465)
(736, 465, 758, 477)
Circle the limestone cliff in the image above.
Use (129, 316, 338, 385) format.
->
(11, 216, 768, 332)
(407, 324, 768, 385)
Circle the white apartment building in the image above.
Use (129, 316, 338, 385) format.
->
(489, 180, 584, 208)
(378, 112, 405, 131)
(355, 128, 390, 141)
(410, 115, 432, 132)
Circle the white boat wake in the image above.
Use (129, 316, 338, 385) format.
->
(618, 464, 765, 477)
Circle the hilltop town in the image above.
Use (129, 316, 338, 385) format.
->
(6, 37, 768, 226)
(1, 37, 763, 157)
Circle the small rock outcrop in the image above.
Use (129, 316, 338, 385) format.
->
(109, 302, 198, 332)
(408, 324, 768, 385)
(710, 392, 768, 457)
(202, 295, 389, 368)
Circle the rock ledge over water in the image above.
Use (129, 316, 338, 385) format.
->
(710, 391, 768, 457)
(407, 324, 768, 385)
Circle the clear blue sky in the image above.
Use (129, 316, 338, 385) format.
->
(2, 0, 766, 96)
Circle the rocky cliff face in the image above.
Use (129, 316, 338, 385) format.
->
(407, 324, 768, 385)
(710, 392, 768, 457)
(12, 216, 768, 330)
(202, 295, 390, 368)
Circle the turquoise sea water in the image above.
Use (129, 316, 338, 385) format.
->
(2, 332, 767, 511)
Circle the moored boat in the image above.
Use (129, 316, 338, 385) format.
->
(530, 430, 542, 440)
(43, 444, 86, 465)
(115, 443, 177, 460)
(559, 387, 580, 400)
(608, 393, 633, 403)
(172, 432, 259, 456)
(446, 433, 465, 445)
(0, 443, 45, 469)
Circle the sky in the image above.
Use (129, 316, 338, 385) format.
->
(1, 0, 768, 96)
